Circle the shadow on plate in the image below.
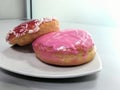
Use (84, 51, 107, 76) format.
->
(1, 44, 34, 61)
(0, 68, 99, 83)
(11, 44, 34, 53)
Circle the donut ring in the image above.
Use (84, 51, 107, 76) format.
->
(6, 17, 60, 46)
(32, 29, 96, 66)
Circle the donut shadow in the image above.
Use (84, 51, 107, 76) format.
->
(1, 44, 34, 61)
(11, 44, 34, 53)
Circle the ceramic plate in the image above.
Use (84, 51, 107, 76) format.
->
(0, 45, 102, 78)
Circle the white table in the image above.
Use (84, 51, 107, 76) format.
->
(0, 20, 120, 90)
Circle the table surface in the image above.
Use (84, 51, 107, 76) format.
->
(0, 20, 120, 90)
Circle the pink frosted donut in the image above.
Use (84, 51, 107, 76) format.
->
(32, 29, 96, 66)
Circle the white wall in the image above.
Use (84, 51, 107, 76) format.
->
(0, 0, 120, 26)
(0, 0, 26, 19)
(32, 0, 120, 26)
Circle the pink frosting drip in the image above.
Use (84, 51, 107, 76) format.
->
(32, 29, 94, 55)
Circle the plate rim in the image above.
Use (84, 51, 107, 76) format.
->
(0, 53, 102, 79)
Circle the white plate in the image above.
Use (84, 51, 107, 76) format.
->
(0, 45, 102, 78)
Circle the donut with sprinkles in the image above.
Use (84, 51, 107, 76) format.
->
(6, 17, 60, 46)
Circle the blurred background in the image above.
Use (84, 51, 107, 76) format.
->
(0, 0, 120, 27)
(0, 0, 26, 19)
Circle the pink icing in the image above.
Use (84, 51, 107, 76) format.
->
(32, 29, 94, 55)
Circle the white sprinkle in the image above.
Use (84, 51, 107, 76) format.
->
(75, 41, 80, 45)
(57, 46, 66, 51)
(16, 33, 20, 37)
(34, 26, 40, 32)
(20, 29, 24, 33)
(25, 24, 28, 28)
(28, 30, 34, 33)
